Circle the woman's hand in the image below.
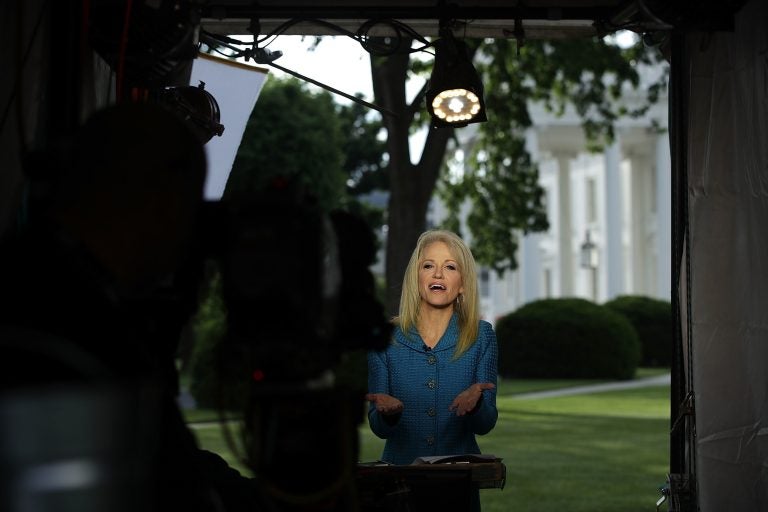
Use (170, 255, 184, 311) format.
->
(365, 393, 404, 415)
(449, 383, 496, 416)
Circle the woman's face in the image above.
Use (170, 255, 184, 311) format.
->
(418, 241, 464, 310)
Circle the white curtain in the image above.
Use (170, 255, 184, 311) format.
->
(685, 0, 768, 509)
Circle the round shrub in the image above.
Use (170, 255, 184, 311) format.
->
(603, 295, 672, 367)
(496, 298, 641, 380)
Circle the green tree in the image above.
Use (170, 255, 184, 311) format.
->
(338, 94, 388, 195)
(226, 75, 387, 229)
(369, 34, 666, 313)
(225, 76, 347, 210)
(336, 93, 388, 238)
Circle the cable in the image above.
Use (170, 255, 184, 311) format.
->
(202, 16, 436, 61)
(267, 59, 398, 117)
(198, 17, 444, 118)
(200, 29, 403, 117)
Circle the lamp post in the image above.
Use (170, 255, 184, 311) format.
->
(580, 230, 599, 301)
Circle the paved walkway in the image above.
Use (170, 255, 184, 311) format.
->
(513, 373, 671, 400)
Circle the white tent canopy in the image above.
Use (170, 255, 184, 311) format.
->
(680, 0, 768, 509)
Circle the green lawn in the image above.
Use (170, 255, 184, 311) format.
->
(477, 386, 669, 512)
(187, 374, 670, 512)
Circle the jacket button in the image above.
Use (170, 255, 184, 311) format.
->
(427, 379, 436, 389)
(427, 407, 436, 417)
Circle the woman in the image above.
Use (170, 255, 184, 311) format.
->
(366, 229, 498, 466)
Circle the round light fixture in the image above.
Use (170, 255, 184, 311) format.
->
(430, 88, 482, 124)
(425, 29, 487, 128)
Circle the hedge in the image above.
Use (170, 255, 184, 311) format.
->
(496, 297, 641, 380)
(603, 295, 672, 367)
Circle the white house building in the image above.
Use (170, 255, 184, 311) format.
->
(428, 65, 671, 324)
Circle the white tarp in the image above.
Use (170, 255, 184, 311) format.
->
(685, 0, 768, 509)
(189, 53, 268, 200)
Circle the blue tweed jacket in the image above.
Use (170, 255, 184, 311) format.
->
(367, 314, 498, 465)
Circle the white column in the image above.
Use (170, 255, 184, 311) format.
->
(604, 138, 624, 299)
(655, 132, 672, 299)
(521, 129, 543, 305)
(629, 153, 650, 295)
(557, 154, 574, 296)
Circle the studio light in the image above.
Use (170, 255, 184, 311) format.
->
(426, 29, 487, 128)
(158, 81, 225, 144)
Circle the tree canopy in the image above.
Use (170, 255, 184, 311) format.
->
(225, 76, 347, 210)
(226, 75, 387, 230)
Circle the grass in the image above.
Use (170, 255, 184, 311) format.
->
(186, 371, 670, 512)
(476, 386, 670, 512)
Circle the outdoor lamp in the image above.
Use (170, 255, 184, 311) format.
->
(425, 30, 487, 128)
(580, 231, 599, 269)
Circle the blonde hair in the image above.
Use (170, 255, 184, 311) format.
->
(395, 230, 480, 358)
